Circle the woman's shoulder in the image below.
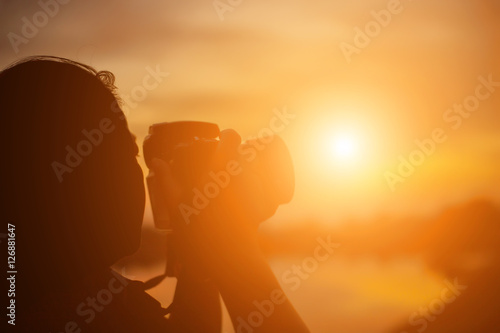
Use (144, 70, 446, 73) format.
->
(23, 269, 172, 333)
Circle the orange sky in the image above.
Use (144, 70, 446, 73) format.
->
(1, 0, 499, 224)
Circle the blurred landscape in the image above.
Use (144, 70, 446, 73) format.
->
(115, 197, 500, 332)
(2, 0, 499, 331)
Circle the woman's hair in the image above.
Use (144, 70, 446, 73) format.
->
(2, 55, 118, 89)
(0, 56, 145, 290)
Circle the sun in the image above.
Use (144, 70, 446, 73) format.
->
(331, 134, 358, 160)
(306, 116, 375, 175)
(329, 132, 360, 163)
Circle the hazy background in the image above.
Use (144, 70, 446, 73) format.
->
(1, 0, 499, 332)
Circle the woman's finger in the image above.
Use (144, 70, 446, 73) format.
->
(210, 129, 241, 172)
(151, 157, 182, 205)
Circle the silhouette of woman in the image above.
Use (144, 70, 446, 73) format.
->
(0, 56, 309, 332)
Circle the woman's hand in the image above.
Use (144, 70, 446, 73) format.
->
(151, 129, 309, 333)
(150, 129, 274, 260)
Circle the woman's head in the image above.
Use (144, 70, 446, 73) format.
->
(0, 56, 145, 281)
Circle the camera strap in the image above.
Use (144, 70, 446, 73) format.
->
(143, 232, 177, 290)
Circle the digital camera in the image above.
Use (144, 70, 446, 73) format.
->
(143, 121, 294, 229)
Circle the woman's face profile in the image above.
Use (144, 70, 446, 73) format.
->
(0, 57, 149, 267)
(126, 134, 147, 247)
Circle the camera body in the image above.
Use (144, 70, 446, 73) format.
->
(143, 121, 294, 230)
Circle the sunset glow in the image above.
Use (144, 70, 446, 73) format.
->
(1, 1, 499, 332)
(330, 132, 360, 163)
